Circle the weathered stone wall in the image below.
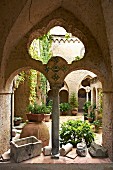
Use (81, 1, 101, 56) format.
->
(0, 93, 11, 154)
(14, 80, 30, 122)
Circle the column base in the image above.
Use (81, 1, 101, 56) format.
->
(51, 154, 59, 159)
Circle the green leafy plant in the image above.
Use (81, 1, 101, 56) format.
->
(44, 106, 52, 114)
(93, 120, 102, 133)
(65, 33, 70, 39)
(87, 111, 95, 122)
(60, 119, 94, 147)
(60, 103, 71, 112)
(27, 102, 47, 114)
(75, 56, 81, 61)
(83, 101, 91, 113)
(69, 92, 78, 110)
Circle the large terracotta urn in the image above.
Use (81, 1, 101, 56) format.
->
(20, 122, 50, 147)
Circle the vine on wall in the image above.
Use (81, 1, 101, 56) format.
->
(16, 32, 52, 104)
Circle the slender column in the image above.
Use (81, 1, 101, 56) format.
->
(51, 86, 60, 159)
(102, 91, 113, 161)
(85, 86, 90, 102)
(95, 88, 98, 107)
(91, 88, 93, 105)
(86, 92, 88, 102)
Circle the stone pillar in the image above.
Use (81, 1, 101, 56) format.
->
(95, 88, 98, 107)
(91, 88, 93, 105)
(51, 86, 60, 159)
(102, 91, 113, 161)
(0, 93, 11, 155)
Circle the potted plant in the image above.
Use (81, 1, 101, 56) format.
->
(60, 119, 94, 147)
(44, 106, 52, 122)
(83, 101, 91, 120)
(59, 102, 71, 115)
(69, 92, 78, 115)
(27, 102, 45, 122)
(87, 111, 95, 123)
(93, 120, 102, 133)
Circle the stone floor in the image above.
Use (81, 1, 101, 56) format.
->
(1, 114, 111, 164)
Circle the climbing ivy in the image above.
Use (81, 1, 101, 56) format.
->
(16, 32, 52, 104)
(39, 32, 52, 64)
(29, 32, 52, 64)
(28, 69, 38, 104)
(15, 71, 26, 88)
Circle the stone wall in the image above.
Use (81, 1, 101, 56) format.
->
(0, 94, 11, 154)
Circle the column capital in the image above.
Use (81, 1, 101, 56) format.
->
(50, 83, 63, 90)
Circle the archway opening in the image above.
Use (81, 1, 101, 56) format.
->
(28, 26, 86, 64)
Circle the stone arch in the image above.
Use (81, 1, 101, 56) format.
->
(3, 7, 111, 91)
(81, 77, 91, 87)
(1, 6, 113, 160)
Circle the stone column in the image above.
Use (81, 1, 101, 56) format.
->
(91, 88, 93, 105)
(102, 91, 113, 161)
(0, 92, 11, 155)
(51, 86, 60, 159)
(95, 88, 98, 107)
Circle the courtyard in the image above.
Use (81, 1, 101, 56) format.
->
(1, 114, 111, 164)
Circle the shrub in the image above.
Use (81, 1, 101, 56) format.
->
(59, 103, 71, 112)
(83, 101, 91, 113)
(69, 92, 78, 109)
(60, 119, 94, 147)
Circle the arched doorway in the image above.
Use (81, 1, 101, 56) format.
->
(59, 90, 68, 103)
(78, 88, 86, 112)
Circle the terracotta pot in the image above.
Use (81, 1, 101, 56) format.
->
(26, 113, 44, 122)
(44, 114, 50, 122)
(71, 109, 78, 116)
(61, 111, 67, 116)
(20, 122, 50, 147)
(88, 117, 94, 123)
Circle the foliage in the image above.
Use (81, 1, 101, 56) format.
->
(65, 33, 71, 39)
(46, 100, 53, 113)
(93, 120, 102, 128)
(83, 101, 91, 113)
(75, 56, 81, 61)
(93, 120, 102, 133)
(69, 92, 78, 109)
(39, 32, 52, 64)
(40, 73, 47, 97)
(27, 102, 47, 114)
(59, 103, 71, 112)
(83, 112, 88, 118)
(98, 90, 103, 109)
(88, 111, 95, 120)
(15, 32, 52, 105)
(15, 71, 26, 88)
(60, 120, 94, 147)
(44, 106, 51, 114)
(28, 69, 38, 104)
